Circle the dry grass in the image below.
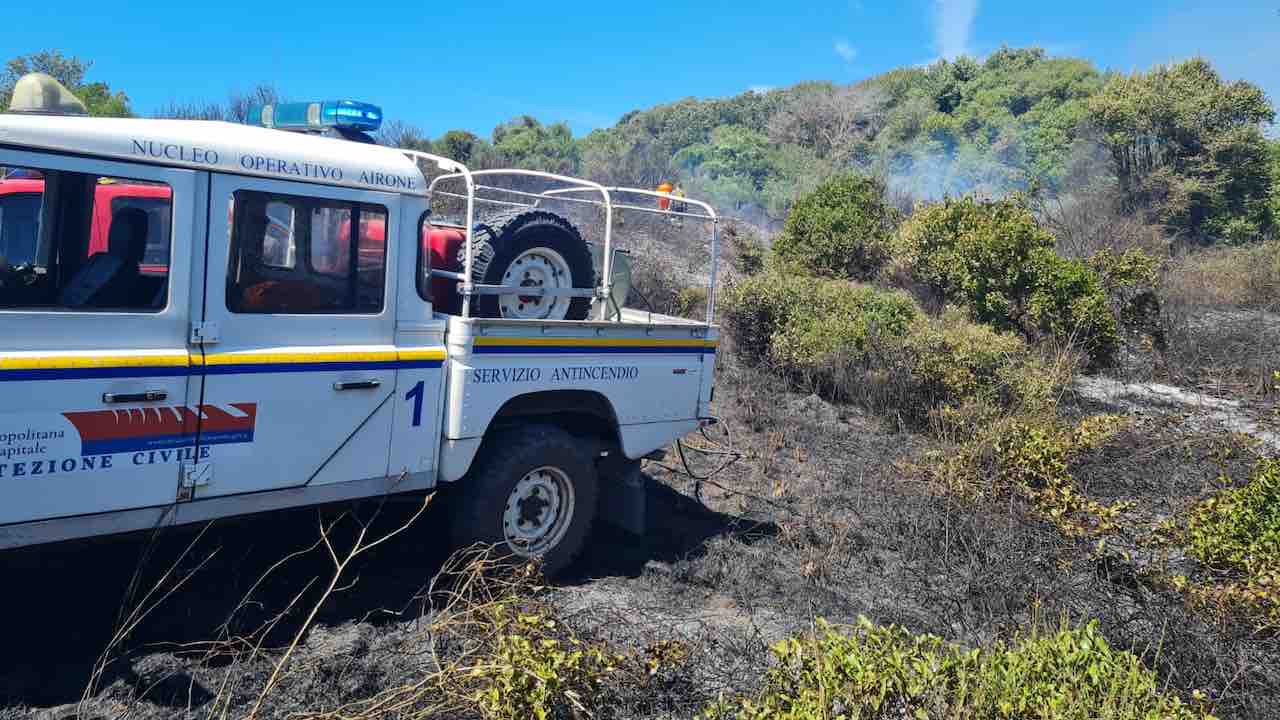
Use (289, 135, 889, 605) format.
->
(1164, 241, 1280, 311)
(1147, 242, 1280, 396)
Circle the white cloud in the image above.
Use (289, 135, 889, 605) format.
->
(834, 40, 857, 64)
(933, 0, 979, 60)
(748, 84, 775, 94)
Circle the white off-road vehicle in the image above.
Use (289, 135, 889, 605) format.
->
(0, 75, 721, 574)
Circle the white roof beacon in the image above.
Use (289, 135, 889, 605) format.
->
(7, 73, 88, 116)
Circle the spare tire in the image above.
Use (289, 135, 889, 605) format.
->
(459, 209, 595, 321)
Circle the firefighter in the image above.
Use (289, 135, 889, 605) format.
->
(656, 181, 673, 211)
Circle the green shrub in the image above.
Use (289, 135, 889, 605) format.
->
(772, 174, 898, 280)
(722, 269, 917, 365)
(894, 196, 1054, 324)
(1027, 251, 1120, 366)
(1168, 459, 1280, 629)
(720, 268, 813, 360)
(769, 280, 919, 367)
(708, 616, 1211, 720)
(724, 275, 1061, 418)
(893, 308, 1033, 416)
(894, 196, 1117, 365)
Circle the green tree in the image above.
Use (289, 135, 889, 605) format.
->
(490, 116, 579, 174)
(1268, 139, 1280, 228)
(1088, 58, 1275, 242)
(675, 125, 775, 188)
(433, 129, 490, 165)
(1, 50, 131, 117)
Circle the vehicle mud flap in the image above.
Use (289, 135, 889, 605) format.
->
(597, 455, 645, 536)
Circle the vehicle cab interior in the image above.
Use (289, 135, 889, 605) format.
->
(0, 168, 170, 311)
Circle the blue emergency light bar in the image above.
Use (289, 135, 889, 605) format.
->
(247, 100, 383, 132)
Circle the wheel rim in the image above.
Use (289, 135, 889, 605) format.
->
(498, 247, 573, 320)
(502, 465, 576, 557)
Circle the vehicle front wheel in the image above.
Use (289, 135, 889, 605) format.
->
(450, 425, 598, 576)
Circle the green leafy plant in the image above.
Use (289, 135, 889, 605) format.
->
(1186, 458, 1280, 577)
(920, 413, 1131, 538)
(472, 606, 621, 720)
(771, 174, 898, 280)
(894, 196, 1117, 365)
(722, 268, 918, 366)
(708, 616, 1213, 720)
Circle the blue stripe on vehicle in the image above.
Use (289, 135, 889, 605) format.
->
(0, 365, 192, 382)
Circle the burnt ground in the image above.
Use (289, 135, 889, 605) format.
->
(0, 464, 775, 718)
(3, 346, 1280, 718)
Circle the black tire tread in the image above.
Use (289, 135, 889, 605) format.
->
(449, 424, 598, 576)
(457, 209, 595, 320)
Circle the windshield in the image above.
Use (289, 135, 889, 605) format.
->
(0, 192, 42, 267)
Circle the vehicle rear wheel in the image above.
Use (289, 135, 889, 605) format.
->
(460, 210, 595, 321)
(450, 424, 598, 576)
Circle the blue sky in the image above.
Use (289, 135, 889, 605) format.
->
(3, 0, 1277, 137)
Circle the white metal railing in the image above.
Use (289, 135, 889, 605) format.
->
(543, 186, 719, 325)
(401, 150, 477, 315)
(414, 160, 719, 326)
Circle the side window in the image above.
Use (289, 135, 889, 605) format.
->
(357, 209, 388, 309)
(0, 165, 171, 312)
(227, 190, 387, 314)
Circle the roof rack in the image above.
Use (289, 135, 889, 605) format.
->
(421, 167, 720, 326)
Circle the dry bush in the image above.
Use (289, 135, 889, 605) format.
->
(1155, 241, 1280, 392)
(1035, 183, 1168, 260)
(720, 220, 766, 278)
(625, 253, 707, 320)
(1163, 241, 1280, 311)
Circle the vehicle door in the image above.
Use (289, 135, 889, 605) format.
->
(191, 173, 398, 498)
(386, 199, 447, 484)
(0, 149, 200, 524)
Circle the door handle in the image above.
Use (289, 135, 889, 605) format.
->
(103, 390, 168, 404)
(333, 380, 381, 391)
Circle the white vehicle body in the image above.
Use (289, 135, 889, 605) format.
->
(0, 112, 719, 561)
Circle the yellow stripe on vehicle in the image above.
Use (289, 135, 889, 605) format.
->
(0, 352, 191, 370)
